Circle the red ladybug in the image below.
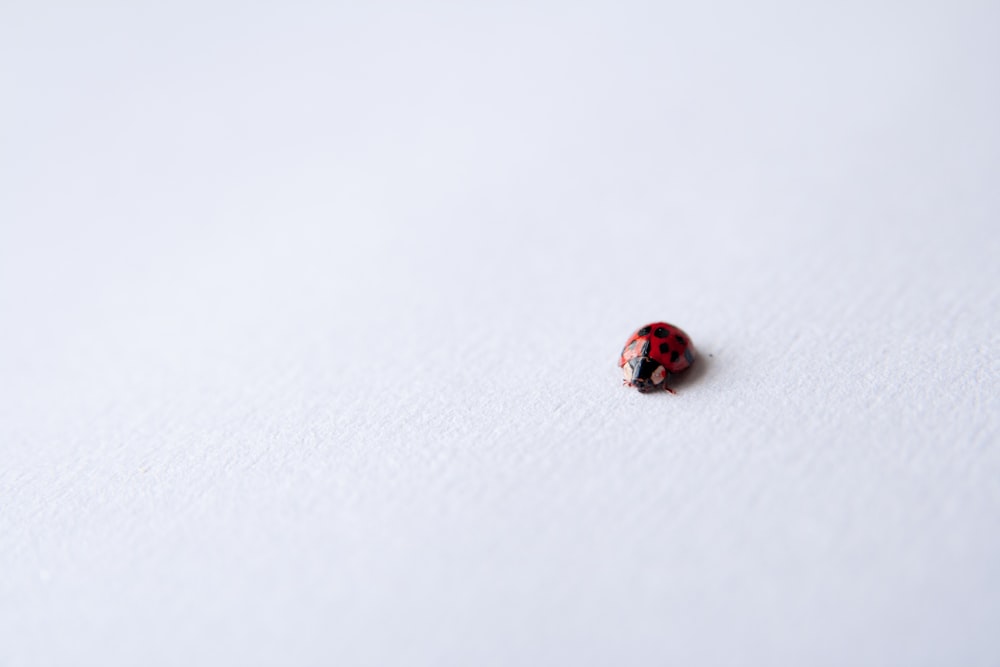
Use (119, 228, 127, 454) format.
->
(620, 322, 695, 393)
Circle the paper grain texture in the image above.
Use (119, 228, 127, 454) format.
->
(1, 1, 998, 665)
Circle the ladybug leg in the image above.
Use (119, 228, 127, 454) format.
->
(664, 386, 677, 395)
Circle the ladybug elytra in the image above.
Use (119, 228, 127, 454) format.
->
(619, 322, 695, 393)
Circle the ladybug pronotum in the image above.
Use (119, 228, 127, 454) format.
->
(619, 322, 695, 393)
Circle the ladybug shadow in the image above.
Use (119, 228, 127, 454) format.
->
(667, 351, 711, 394)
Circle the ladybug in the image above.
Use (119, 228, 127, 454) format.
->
(619, 322, 695, 393)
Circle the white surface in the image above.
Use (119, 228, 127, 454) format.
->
(2, 1, 999, 665)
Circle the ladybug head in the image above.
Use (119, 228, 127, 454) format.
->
(626, 356, 667, 393)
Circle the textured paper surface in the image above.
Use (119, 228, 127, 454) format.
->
(2, 2, 999, 665)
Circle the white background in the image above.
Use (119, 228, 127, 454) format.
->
(2, 1, 998, 665)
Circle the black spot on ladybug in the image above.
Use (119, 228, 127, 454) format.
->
(659, 342, 671, 354)
(654, 327, 668, 338)
(674, 334, 686, 345)
(684, 349, 694, 363)
(637, 326, 651, 336)
(670, 350, 679, 362)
